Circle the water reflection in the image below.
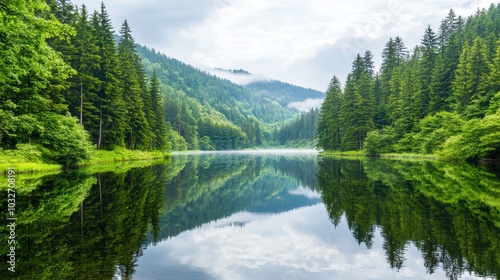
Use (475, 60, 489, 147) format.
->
(1, 152, 499, 280)
(318, 157, 500, 280)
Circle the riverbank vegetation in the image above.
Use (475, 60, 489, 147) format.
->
(316, 6, 500, 161)
(0, 1, 172, 170)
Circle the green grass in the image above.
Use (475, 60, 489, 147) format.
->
(84, 147, 170, 165)
(321, 150, 450, 161)
(0, 146, 170, 174)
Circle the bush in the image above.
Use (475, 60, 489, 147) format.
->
(439, 112, 500, 160)
(364, 127, 398, 155)
(39, 113, 95, 166)
(396, 112, 464, 154)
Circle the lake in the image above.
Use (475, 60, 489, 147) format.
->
(1, 150, 499, 279)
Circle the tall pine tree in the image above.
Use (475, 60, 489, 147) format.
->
(117, 20, 154, 150)
(316, 76, 342, 150)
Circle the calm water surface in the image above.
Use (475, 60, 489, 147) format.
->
(1, 150, 499, 279)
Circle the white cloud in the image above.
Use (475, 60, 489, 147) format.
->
(287, 98, 324, 112)
(288, 186, 322, 199)
(209, 69, 270, 85)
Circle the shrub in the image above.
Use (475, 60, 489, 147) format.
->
(364, 127, 398, 155)
(39, 113, 95, 166)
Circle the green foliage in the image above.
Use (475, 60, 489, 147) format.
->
(397, 111, 465, 154)
(277, 107, 319, 146)
(439, 111, 500, 160)
(452, 37, 491, 118)
(317, 6, 500, 160)
(316, 76, 342, 150)
(199, 136, 215, 150)
(39, 113, 94, 166)
(364, 126, 398, 154)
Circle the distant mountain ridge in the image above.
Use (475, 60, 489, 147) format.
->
(245, 80, 324, 108)
(135, 43, 324, 149)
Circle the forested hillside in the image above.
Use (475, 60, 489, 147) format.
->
(316, 6, 500, 160)
(136, 48, 326, 150)
(275, 108, 319, 147)
(0, 0, 324, 164)
(1, 1, 170, 166)
(246, 80, 324, 108)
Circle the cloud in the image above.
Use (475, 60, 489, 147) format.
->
(209, 69, 270, 85)
(288, 186, 322, 199)
(287, 98, 324, 112)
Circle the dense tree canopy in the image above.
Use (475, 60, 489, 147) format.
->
(317, 5, 500, 160)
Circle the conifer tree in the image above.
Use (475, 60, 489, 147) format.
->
(69, 4, 101, 143)
(117, 20, 154, 150)
(452, 37, 491, 118)
(417, 26, 438, 119)
(149, 70, 169, 150)
(339, 55, 375, 150)
(316, 76, 342, 150)
(93, 4, 128, 149)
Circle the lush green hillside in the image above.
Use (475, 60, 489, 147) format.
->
(137, 46, 325, 150)
(317, 6, 500, 161)
(246, 80, 324, 108)
(275, 108, 319, 147)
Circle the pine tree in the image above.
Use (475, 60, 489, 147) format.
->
(69, 4, 101, 143)
(149, 70, 168, 150)
(316, 76, 342, 150)
(117, 20, 154, 150)
(417, 25, 438, 119)
(452, 37, 491, 118)
(339, 55, 375, 150)
(93, 4, 128, 149)
(378, 37, 408, 128)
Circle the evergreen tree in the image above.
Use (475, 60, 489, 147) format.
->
(378, 37, 408, 128)
(117, 20, 154, 150)
(149, 70, 169, 150)
(316, 76, 342, 150)
(93, 4, 127, 149)
(69, 4, 101, 143)
(418, 25, 438, 119)
(339, 54, 375, 151)
(452, 37, 491, 118)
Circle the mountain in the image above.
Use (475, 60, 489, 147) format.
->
(245, 80, 325, 108)
(136, 45, 323, 150)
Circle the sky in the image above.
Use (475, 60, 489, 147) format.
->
(71, 0, 495, 92)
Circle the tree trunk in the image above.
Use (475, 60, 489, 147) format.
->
(98, 103, 103, 149)
(80, 81, 83, 126)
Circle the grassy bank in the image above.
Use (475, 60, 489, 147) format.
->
(321, 150, 448, 161)
(85, 148, 169, 165)
(1, 147, 170, 174)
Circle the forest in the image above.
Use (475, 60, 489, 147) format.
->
(0, 0, 321, 169)
(316, 6, 500, 160)
(0, 0, 169, 166)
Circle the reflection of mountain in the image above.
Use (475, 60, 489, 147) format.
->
(317, 157, 500, 280)
(150, 153, 320, 242)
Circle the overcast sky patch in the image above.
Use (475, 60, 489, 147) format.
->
(72, 0, 494, 91)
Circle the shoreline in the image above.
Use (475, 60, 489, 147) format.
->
(1, 148, 170, 175)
